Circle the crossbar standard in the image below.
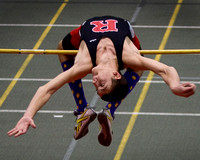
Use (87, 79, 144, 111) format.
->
(0, 48, 200, 55)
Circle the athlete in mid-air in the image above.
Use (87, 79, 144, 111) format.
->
(8, 16, 196, 147)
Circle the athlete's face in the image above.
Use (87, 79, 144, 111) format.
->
(92, 67, 113, 97)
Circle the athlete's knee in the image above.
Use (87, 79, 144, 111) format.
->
(57, 40, 63, 50)
(57, 40, 75, 63)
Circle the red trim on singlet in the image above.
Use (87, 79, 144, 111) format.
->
(70, 26, 82, 49)
(132, 35, 141, 50)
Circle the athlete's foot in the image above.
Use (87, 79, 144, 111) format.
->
(74, 108, 97, 140)
(97, 108, 113, 146)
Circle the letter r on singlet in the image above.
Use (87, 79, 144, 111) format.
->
(90, 19, 118, 33)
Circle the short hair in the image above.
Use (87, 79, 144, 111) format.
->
(101, 75, 129, 102)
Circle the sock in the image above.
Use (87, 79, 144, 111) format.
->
(61, 59, 88, 114)
(105, 69, 140, 118)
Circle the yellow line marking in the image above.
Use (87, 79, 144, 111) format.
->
(0, 0, 68, 107)
(113, 0, 183, 159)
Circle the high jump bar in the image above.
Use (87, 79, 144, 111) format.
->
(0, 48, 200, 55)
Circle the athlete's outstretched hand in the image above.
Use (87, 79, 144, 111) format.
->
(171, 82, 196, 98)
(8, 116, 36, 137)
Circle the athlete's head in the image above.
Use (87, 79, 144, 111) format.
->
(92, 66, 128, 102)
(101, 75, 128, 102)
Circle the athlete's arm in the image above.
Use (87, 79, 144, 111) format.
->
(8, 41, 92, 137)
(7, 65, 88, 137)
(123, 37, 196, 97)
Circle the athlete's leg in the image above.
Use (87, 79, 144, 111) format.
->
(57, 41, 88, 115)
